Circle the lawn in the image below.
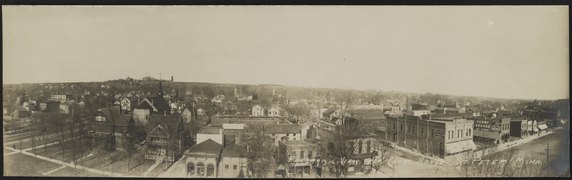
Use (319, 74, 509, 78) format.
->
(76, 148, 156, 176)
(44, 167, 106, 177)
(32, 138, 86, 163)
(3, 153, 61, 176)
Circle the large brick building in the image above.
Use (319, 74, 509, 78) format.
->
(386, 110, 476, 158)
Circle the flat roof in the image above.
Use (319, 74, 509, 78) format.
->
(198, 126, 222, 134)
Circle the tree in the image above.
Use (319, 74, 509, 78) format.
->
(319, 125, 355, 178)
(274, 142, 289, 167)
(238, 125, 277, 178)
(371, 145, 391, 175)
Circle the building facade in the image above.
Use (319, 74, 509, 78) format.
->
(386, 111, 476, 158)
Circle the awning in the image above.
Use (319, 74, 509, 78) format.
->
(532, 127, 538, 132)
(538, 124, 548, 130)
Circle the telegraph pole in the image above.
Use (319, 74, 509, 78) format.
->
(545, 143, 550, 176)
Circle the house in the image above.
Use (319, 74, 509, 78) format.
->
(120, 98, 131, 113)
(184, 139, 223, 177)
(197, 127, 224, 145)
(86, 107, 133, 151)
(263, 124, 307, 145)
(59, 102, 71, 114)
(322, 107, 342, 121)
(197, 108, 206, 116)
(182, 108, 193, 124)
(268, 106, 281, 117)
(133, 81, 171, 126)
(251, 105, 264, 116)
(219, 144, 248, 178)
(50, 94, 70, 103)
(145, 114, 188, 162)
(133, 96, 171, 126)
(37, 100, 48, 111)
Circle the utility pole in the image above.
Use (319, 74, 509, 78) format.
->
(545, 143, 550, 176)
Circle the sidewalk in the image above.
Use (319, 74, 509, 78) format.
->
(392, 144, 445, 164)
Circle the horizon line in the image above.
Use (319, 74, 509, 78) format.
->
(2, 77, 568, 101)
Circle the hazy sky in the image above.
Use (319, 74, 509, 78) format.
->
(3, 6, 569, 100)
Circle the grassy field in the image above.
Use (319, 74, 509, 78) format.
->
(4, 153, 61, 176)
(44, 167, 105, 177)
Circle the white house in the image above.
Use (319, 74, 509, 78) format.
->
(251, 105, 264, 116)
(268, 106, 281, 117)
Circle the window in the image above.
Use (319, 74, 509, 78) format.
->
(187, 163, 195, 176)
(469, 129, 471, 136)
(293, 133, 296, 136)
(366, 141, 371, 153)
(207, 164, 214, 176)
(287, 133, 289, 136)
(308, 151, 313, 159)
(293, 138, 296, 141)
(431, 129, 435, 137)
(196, 163, 205, 176)
(225, 164, 229, 170)
(300, 151, 305, 159)
(461, 130, 463, 137)
(400, 124, 403, 131)
(421, 128, 424, 135)
(233, 165, 237, 170)
(358, 141, 363, 154)
(272, 133, 275, 136)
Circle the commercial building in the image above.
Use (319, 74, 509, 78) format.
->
(386, 110, 476, 158)
(472, 112, 511, 144)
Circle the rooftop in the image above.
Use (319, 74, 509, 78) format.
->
(264, 124, 302, 134)
(198, 126, 222, 134)
(221, 144, 247, 157)
(187, 139, 222, 155)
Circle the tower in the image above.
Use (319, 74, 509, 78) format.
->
(171, 76, 174, 82)
(158, 81, 164, 97)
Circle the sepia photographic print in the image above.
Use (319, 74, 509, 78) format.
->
(2, 5, 570, 178)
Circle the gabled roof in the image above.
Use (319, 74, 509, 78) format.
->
(136, 96, 170, 113)
(146, 114, 185, 137)
(221, 144, 247, 157)
(322, 107, 339, 116)
(263, 124, 301, 134)
(96, 106, 131, 124)
(188, 139, 222, 155)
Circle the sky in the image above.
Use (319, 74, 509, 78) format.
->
(3, 6, 569, 100)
